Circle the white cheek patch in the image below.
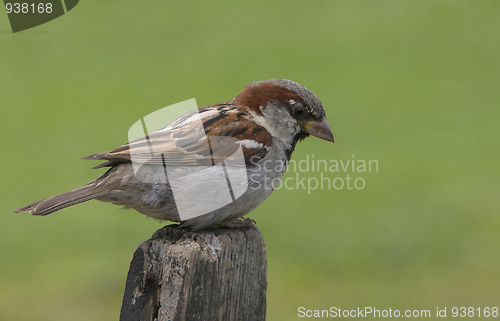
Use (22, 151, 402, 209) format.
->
(249, 108, 299, 148)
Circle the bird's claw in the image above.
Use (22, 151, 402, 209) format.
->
(219, 217, 257, 229)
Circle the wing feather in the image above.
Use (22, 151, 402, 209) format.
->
(82, 103, 273, 168)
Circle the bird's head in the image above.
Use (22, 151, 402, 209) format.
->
(235, 79, 334, 147)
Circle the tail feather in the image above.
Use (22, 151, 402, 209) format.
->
(14, 184, 107, 216)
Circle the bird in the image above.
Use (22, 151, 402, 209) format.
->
(14, 79, 334, 230)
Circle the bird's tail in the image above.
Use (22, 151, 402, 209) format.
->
(14, 184, 107, 216)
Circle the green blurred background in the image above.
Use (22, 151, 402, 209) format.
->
(1, 1, 499, 320)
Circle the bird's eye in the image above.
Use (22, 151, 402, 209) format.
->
(294, 106, 305, 116)
(290, 101, 307, 118)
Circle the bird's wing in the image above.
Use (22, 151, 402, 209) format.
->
(82, 104, 273, 168)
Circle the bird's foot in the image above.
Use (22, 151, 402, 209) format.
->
(219, 217, 257, 229)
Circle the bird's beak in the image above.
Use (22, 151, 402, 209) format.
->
(305, 117, 334, 143)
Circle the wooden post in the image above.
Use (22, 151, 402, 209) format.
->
(119, 224, 267, 321)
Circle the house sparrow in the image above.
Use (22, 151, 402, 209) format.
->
(15, 79, 334, 230)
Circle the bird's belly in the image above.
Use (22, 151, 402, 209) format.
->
(97, 161, 285, 228)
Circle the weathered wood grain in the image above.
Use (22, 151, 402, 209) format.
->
(120, 224, 267, 321)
